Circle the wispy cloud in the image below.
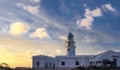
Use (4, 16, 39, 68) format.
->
(16, 3, 39, 14)
(82, 36, 96, 44)
(59, 35, 66, 40)
(30, 0, 40, 3)
(102, 3, 116, 12)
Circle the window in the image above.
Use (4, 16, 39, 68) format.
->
(37, 61, 39, 66)
(68, 42, 70, 46)
(61, 61, 65, 66)
(68, 49, 69, 51)
(76, 61, 79, 65)
(45, 63, 48, 68)
(53, 63, 55, 68)
(50, 62, 51, 67)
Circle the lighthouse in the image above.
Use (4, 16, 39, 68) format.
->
(65, 32, 76, 56)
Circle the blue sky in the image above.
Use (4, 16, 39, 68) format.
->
(0, 0, 120, 67)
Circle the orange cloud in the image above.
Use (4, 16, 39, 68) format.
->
(9, 22, 29, 36)
(55, 49, 61, 54)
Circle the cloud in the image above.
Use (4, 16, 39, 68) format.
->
(59, 35, 66, 40)
(30, 28, 50, 39)
(9, 22, 29, 36)
(76, 8, 102, 30)
(30, 0, 40, 3)
(16, 3, 39, 14)
(76, 16, 93, 30)
(92, 8, 102, 17)
(83, 4, 87, 8)
(25, 6, 39, 14)
(55, 49, 61, 54)
(102, 3, 116, 12)
(85, 8, 102, 17)
(82, 36, 96, 44)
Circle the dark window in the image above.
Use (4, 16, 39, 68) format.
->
(61, 61, 65, 65)
(45, 63, 48, 68)
(37, 61, 39, 66)
(113, 59, 117, 67)
(76, 61, 79, 65)
(50, 62, 51, 67)
(53, 63, 55, 68)
(68, 42, 70, 46)
(68, 49, 69, 51)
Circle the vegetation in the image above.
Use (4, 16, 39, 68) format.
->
(0, 62, 13, 70)
(72, 59, 119, 70)
(72, 66, 120, 70)
(0, 62, 32, 70)
(102, 59, 113, 66)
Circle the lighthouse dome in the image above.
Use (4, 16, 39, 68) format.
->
(68, 32, 73, 37)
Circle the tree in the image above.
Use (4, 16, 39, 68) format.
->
(89, 61, 96, 66)
(0, 62, 9, 67)
(0, 62, 12, 70)
(102, 59, 112, 67)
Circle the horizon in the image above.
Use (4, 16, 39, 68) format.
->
(0, 0, 120, 68)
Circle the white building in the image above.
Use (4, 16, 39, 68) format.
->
(32, 32, 120, 70)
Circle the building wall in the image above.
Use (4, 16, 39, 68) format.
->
(56, 57, 90, 68)
(33, 58, 55, 68)
(33, 56, 92, 69)
(117, 58, 120, 67)
(67, 46, 75, 56)
(56, 58, 76, 67)
(32, 52, 120, 69)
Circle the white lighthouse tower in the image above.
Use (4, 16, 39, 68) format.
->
(66, 32, 76, 56)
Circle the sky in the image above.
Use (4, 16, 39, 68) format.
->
(0, 0, 120, 68)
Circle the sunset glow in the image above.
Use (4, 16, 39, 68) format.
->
(0, 0, 120, 68)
